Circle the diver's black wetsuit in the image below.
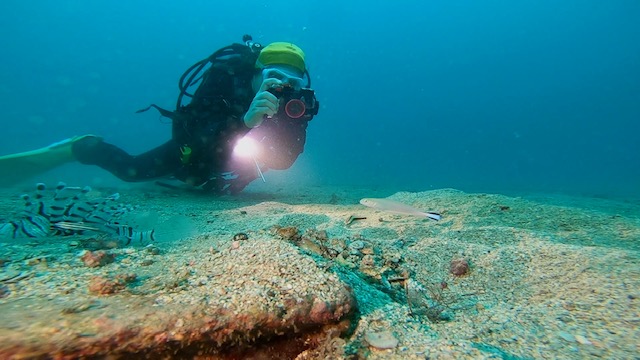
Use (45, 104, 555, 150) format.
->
(72, 44, 309, 194)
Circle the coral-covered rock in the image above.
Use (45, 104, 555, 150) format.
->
(274, 225, 300, 241)
(450, 258, 470, 276)
(81, 250, 115, 268)
(88, 273, 136, 295)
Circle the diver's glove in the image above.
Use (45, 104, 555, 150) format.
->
(243, 78, 283, 128)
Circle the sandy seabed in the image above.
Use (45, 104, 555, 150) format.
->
(0, 182, 638, 359)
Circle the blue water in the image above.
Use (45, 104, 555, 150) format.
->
(1, 0, 638, 198)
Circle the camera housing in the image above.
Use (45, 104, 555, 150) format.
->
(268, 86, 319, 121)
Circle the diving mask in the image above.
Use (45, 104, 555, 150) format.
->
(261, 67, 306, 90)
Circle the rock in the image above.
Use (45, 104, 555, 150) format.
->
(558, 331, 576, 342)
(450, 258, 470, 276)
(81, 250, 115, 268)
(575, 335, 592, 345)
(348, 240, 365, 250)
(274, 226, 300, 241)
(0, 284, 9, 299)
(0, 238, 355, 359)
(88, 273, 136, 295)
(233, 232, 249, 241)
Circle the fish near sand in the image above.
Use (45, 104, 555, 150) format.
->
(360, 198, 442, 221)
(0, 182, 154, 245)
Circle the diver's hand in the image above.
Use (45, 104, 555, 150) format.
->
(243, 78, 283, 128)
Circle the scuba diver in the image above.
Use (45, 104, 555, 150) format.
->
(0, 35, 319, 194)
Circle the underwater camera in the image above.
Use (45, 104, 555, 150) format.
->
(268, 86, 319, 121)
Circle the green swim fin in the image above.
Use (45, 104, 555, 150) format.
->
(0, 135, 98, 187)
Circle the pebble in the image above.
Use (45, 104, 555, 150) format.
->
(558, 331, 575, 342)
(145, 246, 161, 255)
(349, 240, 365, 250)
(386, 252, 402, 264)
(574, 335, 592, 345)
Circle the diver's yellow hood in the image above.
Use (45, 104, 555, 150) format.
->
(256, 42, 306, 74)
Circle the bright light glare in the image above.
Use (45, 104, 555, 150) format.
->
(233, 137, 259, 158)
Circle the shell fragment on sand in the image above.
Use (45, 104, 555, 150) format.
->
(364, 330, 399, 349)
(359, 198, 441, 221)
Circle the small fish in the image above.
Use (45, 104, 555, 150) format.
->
(53, 222, 156, 245)
(360, 198, 441, 221)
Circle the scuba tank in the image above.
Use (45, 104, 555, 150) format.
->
(135, 34, 262, 121)
(176, 34, 263, 110)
